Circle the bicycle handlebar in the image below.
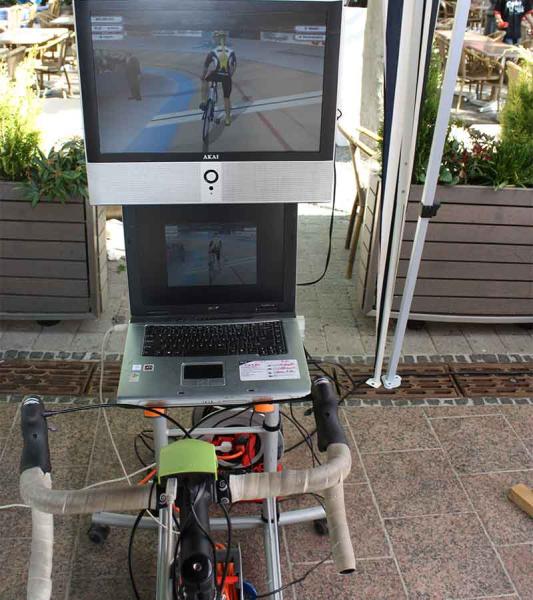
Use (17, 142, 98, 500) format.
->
(20, 384, 355, 598)
(20, 397, 51, 475)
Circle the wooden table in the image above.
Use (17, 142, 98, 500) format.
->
(0, 26, 68, 48)
(49, 15, 75, 29)
(436, 30, 515, 60)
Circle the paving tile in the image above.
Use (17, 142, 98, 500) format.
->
(424, 405, 502, 418)
(0, 534, 76, 596)
(461, 471, 533, 545)
(431, 415, 533, 474)
(324, 324, 366, 355)
(0, 330, 42, 350)
(344, 407, 439, 453)
(363, 449, 468, 518)
(0, 403, 18, 438)
(68, 576, 156, 600)
(291, 559, 406, 600)
(284, 484, 389, 563)
(72, 515, 158, 579)
(499, 543, 533, 600)
(401, 329, 437, 356)
(386, 513, 514, 599)
(31, 331, 77, 351)
(461, 326, 509, 354)
(500, 404, 533, 447)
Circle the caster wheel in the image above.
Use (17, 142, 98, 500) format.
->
(87, 524, 110, 545)
(313, 518, 328, 536)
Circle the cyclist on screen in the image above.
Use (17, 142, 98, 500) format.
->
(199, 30, 237, 126)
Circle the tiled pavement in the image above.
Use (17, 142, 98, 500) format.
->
(0, 401, 532, 600)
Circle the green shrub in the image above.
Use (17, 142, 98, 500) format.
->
(0, 59, 41, 181)
(24, 138, 88, 206)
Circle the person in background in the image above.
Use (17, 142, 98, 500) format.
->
(495, 0, 533, 44)
(125, 53, 142, 101)
(484, 0, 498, 34)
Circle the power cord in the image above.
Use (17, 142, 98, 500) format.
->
(255, 554, 332, 598)
(297, 108, 342, 287)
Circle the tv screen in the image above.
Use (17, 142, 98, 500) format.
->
(165, 223, 257, 287)
(76, 0, 340, 159)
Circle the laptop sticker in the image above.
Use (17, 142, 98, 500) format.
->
(239, 360, 300, 381)
(143, 364, 154, 372)
(129, 372, 140, 383)
(132, 364, 142, 372)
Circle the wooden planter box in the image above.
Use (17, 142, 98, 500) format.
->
(0, 181, 108, 320)
(358, 181, 533, 323)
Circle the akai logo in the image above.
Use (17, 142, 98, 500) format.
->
(203, 154, 219, 160)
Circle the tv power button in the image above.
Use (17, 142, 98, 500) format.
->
(203, 169, 219, 184)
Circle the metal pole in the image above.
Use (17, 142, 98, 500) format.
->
(382, 0, 471, 389)
(261, 405, 283, 600)
(367, 0, 421, 388)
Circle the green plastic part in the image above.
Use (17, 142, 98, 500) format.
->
(158, 439, 218, 482)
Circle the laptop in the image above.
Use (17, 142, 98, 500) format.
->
(116, 203, 311, 406)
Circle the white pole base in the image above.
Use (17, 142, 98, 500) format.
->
(366, 377, 382, 389)
(382, 374, 402, 389)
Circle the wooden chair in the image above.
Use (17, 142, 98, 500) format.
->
(34, 31, 72, 96)
(1, 45, 26, 79)
(37, 0, 61, 26)
(337, 122, 381, 279)
(456, 47, 504, 110)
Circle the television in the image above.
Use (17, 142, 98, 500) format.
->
(74, 0, 342, 205)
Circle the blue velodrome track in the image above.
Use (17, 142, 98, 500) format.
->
(126, 66, 196, 152)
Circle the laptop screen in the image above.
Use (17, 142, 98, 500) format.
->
(164, 223, 257, 288)
(123, 204, 296, 317)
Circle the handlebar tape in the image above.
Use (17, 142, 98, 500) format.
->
(311, 377, 347, 453)
(20, 397, 51, 475)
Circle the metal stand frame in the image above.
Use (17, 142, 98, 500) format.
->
(91, 405, 325, 600)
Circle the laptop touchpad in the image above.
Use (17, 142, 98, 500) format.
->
(182, 363, 225, 386)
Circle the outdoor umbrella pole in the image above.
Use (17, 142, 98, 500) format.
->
(382, 0, 471, 389)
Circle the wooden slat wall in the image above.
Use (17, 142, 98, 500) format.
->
(362, 184, 533, 320)
(0, 182, 103, 317)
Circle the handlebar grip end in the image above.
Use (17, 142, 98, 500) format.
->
(311, 377, 347, 452)
(20, 396, 52, 475)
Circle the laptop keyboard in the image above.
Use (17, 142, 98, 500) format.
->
(142, 321, 287, 357)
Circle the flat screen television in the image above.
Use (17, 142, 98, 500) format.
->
(74, 0, 342, 204)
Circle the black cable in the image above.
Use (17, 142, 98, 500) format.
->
(296, 158, 337, 287)
(128, 480, 157, 599)
(280, 409, 321, 466)
(255, 554, 332, 598)
(128, 509, 146, 600)
(133, 434, 148, 467)
(218, 502, 232, 600)
(44, 403, 192, 438)
(138, 431, 154, 453)
(297, 109, 342, 287)
(289, 402, 320, 466)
